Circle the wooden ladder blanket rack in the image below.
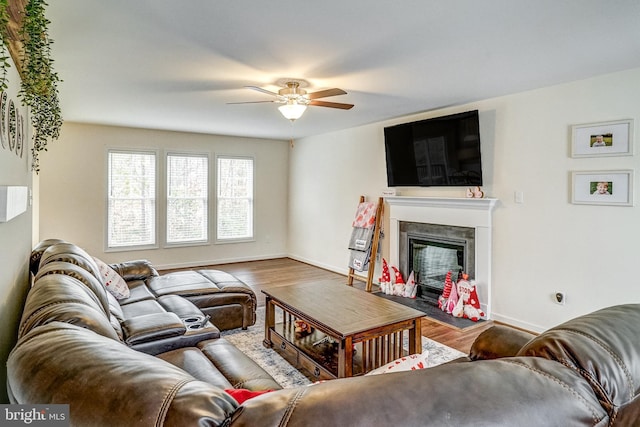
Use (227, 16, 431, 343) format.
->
(347, 195, 383, 292)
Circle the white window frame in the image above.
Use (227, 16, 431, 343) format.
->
(165, 151, 210, 247)
(106, 148, 158, 251)
(215, 155, 255, 243)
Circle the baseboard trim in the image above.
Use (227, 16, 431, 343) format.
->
(286, 254, 349, 277)
(155, 253, 288, 271)
(489, 312, 543, 334)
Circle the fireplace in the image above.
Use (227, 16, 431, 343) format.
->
(385, 196, 496, 318)
(399, 222, 475, 306)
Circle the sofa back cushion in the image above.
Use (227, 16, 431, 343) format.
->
(30, 238, 68, 275)
(19, 274, 121, 341)
(39, 243, 102, 283)
(518, 304, 640, 417)
(35, 261, 111, 316)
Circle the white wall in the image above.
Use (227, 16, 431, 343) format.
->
(39, 123, 289, 268)
(288, 67, 640, 332)
(0, 59, 32, 403)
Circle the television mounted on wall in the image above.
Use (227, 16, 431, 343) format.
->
(384, 110, 483, 187)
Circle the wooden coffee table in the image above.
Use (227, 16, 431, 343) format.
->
(262, 282, 423, 379)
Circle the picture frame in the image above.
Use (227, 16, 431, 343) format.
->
(571, 119, 634, 158)
(571, 170, 634, 206)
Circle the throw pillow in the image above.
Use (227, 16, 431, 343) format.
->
(93, 257, 130, 300)
(365, 350, 429, 376)
(225, 388, 275, 404)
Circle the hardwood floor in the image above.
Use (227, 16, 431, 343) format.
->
(160, 257, 494, 354)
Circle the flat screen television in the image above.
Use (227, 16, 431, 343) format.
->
(384, 110, 483, 187)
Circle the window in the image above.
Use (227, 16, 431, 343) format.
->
(107, 150, 156, 248)
(216, 156, 254, 241)
(167, 153, 208, 244)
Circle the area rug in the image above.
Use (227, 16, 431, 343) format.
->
(221, 307, 466, 388)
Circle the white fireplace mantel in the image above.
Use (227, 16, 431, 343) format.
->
(385, 196, 498, 318)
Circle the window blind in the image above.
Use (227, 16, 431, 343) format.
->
(217, 156, 254, 240)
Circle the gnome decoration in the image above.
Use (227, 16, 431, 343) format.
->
(438, 271, 453, 310)
(391, 266, 405, 296)
(454, 275, 485, 322)
(438, 271, 459, 314)
(403, 271, 418, 298)
(378, 258, 391, 294)
(445, 278, 459, 315)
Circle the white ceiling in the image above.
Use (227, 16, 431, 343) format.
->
(46, 0, 640, 141)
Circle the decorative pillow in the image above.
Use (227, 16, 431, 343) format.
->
(365, 350, 429, 376)
(93, 257, 130, 300)
(224, 388, 275, 404)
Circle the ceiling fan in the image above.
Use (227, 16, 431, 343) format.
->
(229, 81, 354, 121)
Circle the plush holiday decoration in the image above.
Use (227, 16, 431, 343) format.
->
(438, 271, 454, 310)
(445, 280, 459, 315)
(294, 319, 314, 338)
(378, 258, 391, 295)
(454, 277, 485, 322)
(451, 289, 465, 318)
(403, 271, 418, 298)
(391, 266, 405, 296)
(438, 270, 459, 314)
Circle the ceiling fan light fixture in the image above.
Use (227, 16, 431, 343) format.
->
(278, 101, 307, 121)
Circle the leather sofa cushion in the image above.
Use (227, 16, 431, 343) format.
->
(34, 261, 111, 317)
(149, 271, 218, 296)
(148, 270, 253, 297)
(109, 259, 158, 281)
(157, 347, 234, 389)
(197, 270, 254, 293)
(118, 280, 156, 305)
(121, 299, 167, 318)
(29, 238, 67, 275)
(469, 324, 535, 360)
(122, 312, 186, 345)
(8, 322, 238, 426)
(20, 274, 121, 341)
(234, 357, 608, 426)
(158, 294, 207, 319)
(39, 243, 102, 281)
(518, 303, 640, 412)
(198, 338, 282, 391)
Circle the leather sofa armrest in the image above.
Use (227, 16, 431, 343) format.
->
(109, 260, 159, 282)
(469, 325, 536, 360)
(121, 312, 186, 346)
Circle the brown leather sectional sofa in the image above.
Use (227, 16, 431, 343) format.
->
(8, 240, 640, 425)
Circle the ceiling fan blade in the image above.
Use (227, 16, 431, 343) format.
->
(245, 85, 279, 97)
(309, 100, 354, 110)
(307, 88, 347, 99)
(227, 100, 275, 104)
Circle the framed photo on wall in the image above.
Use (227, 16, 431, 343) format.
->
(571, 170, 634, 206)
(571, 119, 634, 158)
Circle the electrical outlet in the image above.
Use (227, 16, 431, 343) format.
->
(554, 292, 566, 305)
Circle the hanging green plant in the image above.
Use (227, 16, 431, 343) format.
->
(0, 0, 10, 91)
(19, 0, 62, 173)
